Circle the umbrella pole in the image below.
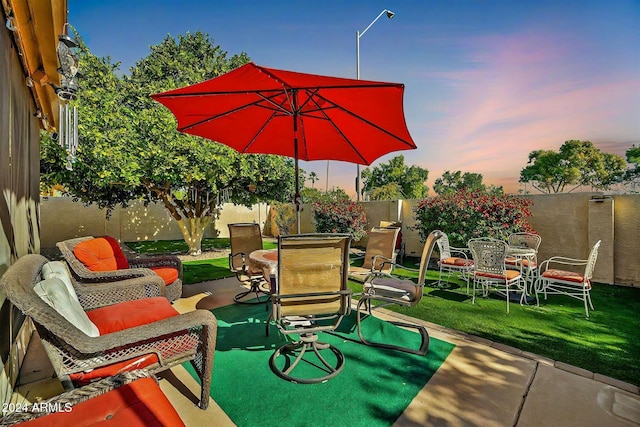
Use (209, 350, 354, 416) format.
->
(293, 110, 301, 234)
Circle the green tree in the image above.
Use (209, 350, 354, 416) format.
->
(300, 187, 349, 203)
(307, 171, 319, 188)
(433, 170, 503, 195)
(519, 140, 627, 193)
(41, 31, 295, 255)
(361, 155, 428, 200)
(624, 144, 640, 192)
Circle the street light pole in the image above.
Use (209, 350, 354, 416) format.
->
(355, 9, 394, 201)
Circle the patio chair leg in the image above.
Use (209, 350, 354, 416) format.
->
(234, 279, 270, 305)
(355, 298, 429, 355)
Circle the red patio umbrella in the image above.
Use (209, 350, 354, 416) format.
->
(151, 62, 416, 233)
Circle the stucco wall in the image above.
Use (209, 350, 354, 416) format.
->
(39, 193, 640, 286)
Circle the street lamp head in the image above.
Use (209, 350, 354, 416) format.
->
(385, 10, 395, 19)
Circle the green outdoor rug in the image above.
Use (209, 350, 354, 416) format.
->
(185, 303, 455, 427)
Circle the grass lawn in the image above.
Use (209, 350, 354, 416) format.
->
(128, 239, 640, 387)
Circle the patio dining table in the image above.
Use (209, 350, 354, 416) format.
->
(250, 249, 278, 282)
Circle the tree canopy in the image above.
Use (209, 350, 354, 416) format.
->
(361, 155, 428, 200)
(433, 170, 503, 196)
(519, 140, 627, 193)
(41, 31, 296, 254)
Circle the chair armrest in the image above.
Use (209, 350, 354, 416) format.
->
(272, 289, 352, 301)
(449, 247, 470, 258)
(77, 275, 165, 310)
(0, 370, 155, 425)
(229, 252, 248, 271)
(539, 256, 588, 272)
(60, 309, 217, 355)
(128, 254, 183, 278)
(371, 255, 396, 272)
(365, 270, 424, 288)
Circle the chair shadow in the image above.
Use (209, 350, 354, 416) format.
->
(426, 288, 471, 302)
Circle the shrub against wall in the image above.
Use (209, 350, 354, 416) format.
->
(312, 201, 368, 241)
(413, 190, 534, 247)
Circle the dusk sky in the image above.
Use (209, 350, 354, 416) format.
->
(70, 1, 640, 196)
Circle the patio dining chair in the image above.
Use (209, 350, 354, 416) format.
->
(228, 223, 270, 304)
(348, 226, 400, 282)
(357, 230, 442, 355)
(435, 231, 474, 293)
(268, 233, 352, 384)
(469, 238, 524, 313)
(534, 240, 601, 318)
(506, 232, 542, 285)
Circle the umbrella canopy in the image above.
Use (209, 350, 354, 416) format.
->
(151, 62, 417, 232)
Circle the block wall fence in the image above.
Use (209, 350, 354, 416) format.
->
(40, 193, 640, 286)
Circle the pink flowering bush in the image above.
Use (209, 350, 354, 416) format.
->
(313, 201, 368, 241)
(413, 190, 535, 247)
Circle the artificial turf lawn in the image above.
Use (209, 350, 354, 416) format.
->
(184, 302, 454, 427)
(129, 239, 640, 387)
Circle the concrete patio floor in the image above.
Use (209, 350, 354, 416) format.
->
(163, 277, 640, 427)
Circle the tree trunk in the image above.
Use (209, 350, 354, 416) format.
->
(175, 215, 211, 256)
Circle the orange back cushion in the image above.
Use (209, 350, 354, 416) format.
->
(74, 238, 118, 272)
(100, 235, 130, 269)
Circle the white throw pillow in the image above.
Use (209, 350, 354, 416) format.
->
(42, 261, 79, 303)
(34, 277, 100, 337)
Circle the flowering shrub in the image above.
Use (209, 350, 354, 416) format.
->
(413, 190, 535, 247)
(313, 200, 368, 241)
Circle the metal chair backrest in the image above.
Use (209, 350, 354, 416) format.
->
(228, 223, 263, 271)
(361, 227, 400, 271)
(417, 230, 444, 287)
(276, 233, 352, 318)
(508, 232, 541, 251)
(436, 231, 454, 259)
(585, 240, 601, 280)
(469, 239, 509, 276)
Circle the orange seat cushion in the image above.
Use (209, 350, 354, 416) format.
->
(101, 235, 130, 269)
(150, 267, 179, 285)
(476, 270, 521, 280)
(74, 238, 118, 272)
(69, 354, 159, 386)
(505, 257, 536, 267)
(441, 257, 473, 267)
(542, 269, 586, 283)
(20, 377, 185, 427)
(87, 297, 179, 335)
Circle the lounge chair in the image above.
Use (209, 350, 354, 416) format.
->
(57, 236, 183, 303)
(0, 254, 216, 409)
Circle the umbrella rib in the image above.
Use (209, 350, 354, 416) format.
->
(179, 91, 289, 132)
(314, 92, 416, 149)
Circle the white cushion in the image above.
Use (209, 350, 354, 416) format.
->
(34, 278, 100, 337)
(42, 261, 79, 304)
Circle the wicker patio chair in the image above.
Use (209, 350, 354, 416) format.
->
(534, 240, 601, 318)
(228, 223, 269, 304)
(435, 231, 474, 293)
(469, 239, 524, 313)
(0, 254, 216, 410)
(357, 230, 442, 355)
(268, 233, 352, 384)
(0, 370, 184, 426)
(57, 236, 183, 303)
(348, 226, 400, 282)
